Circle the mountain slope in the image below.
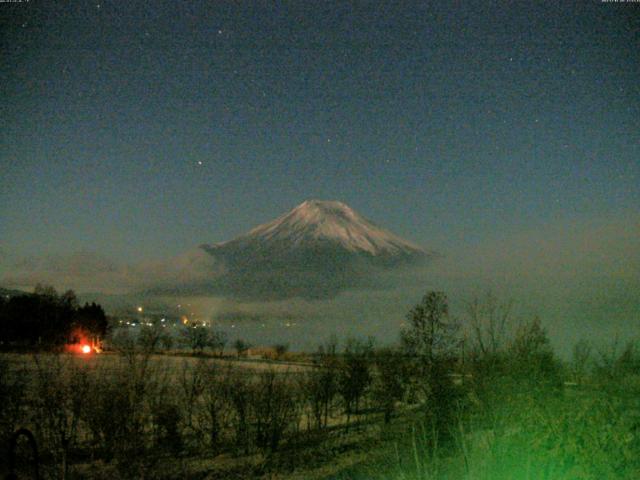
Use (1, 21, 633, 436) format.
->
(194, 200, 431, 299)
(211, 200, 425, 257)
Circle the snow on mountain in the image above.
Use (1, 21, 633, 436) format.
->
(187, 200, 431, 299)
(207, 200, 426, 258)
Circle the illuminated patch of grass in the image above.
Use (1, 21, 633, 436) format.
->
(385, 382, 640, 480)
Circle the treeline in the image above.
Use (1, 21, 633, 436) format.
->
(0, 284, 107, 348)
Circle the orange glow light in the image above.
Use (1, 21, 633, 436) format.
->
(81, 345, 91, 354)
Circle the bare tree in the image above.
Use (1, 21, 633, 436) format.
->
(210, 329, 228, 356)
(109, 327, 138, 362)
(147, 363, 182, 456)
(82, 355, 164, 477)
(178, 359, 205, 438)
(304, 337, 340, 430)
(466, 291, 512, 358)
(508, 316, 561, 390)
(252, 369, 301, 452)
(233, 339, 251, 358)
(338, 337, 373, 428)
(197, 361, 231, 452)
(180, 325, 211, 354)
(273, 343, 289, 360)
(464, 292, 515, 399)
(593, 338, 640, 380)
(400, 291, 460, 438)
(137, 323, 165, 353)
(222, 366, 253, 453)
(372, 348, 410, 423)
(401, 291, 459, 368)
(34, 282, 58, 298)
(32, 355, 90, 479)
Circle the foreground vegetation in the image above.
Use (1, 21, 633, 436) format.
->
(1, 291, 639, 479)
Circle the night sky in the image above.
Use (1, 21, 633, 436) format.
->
(1, 1, 639, 349)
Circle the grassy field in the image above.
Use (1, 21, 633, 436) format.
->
(0, 348, 408, 479)
(2, 345, 640, 480)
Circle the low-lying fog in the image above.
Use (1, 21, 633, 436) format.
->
(2, 214, 638, 356)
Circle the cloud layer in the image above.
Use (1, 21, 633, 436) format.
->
(0, 248, 222, 294)
(1, 214, 638, 355)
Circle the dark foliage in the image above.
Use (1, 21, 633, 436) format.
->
(401, 291, 461, 439)
(0, 284, 107, 348)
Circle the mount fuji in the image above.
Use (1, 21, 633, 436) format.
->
(162, 200, 432, 299)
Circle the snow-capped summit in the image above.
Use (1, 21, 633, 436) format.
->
(193, 200, 431, 299)
(210, 199, 426, 257)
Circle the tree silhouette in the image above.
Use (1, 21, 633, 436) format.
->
(0, 286, 107, 349)
(401, 291, 460, 439)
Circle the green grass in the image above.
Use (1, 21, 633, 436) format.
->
(338, 380, 640, 480)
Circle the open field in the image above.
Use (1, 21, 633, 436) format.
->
(0, 348, 412, 479)
(3, 339, 640, 480)
(0, 350, 314, 375)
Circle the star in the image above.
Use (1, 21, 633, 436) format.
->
(197, 161, 203, 166)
